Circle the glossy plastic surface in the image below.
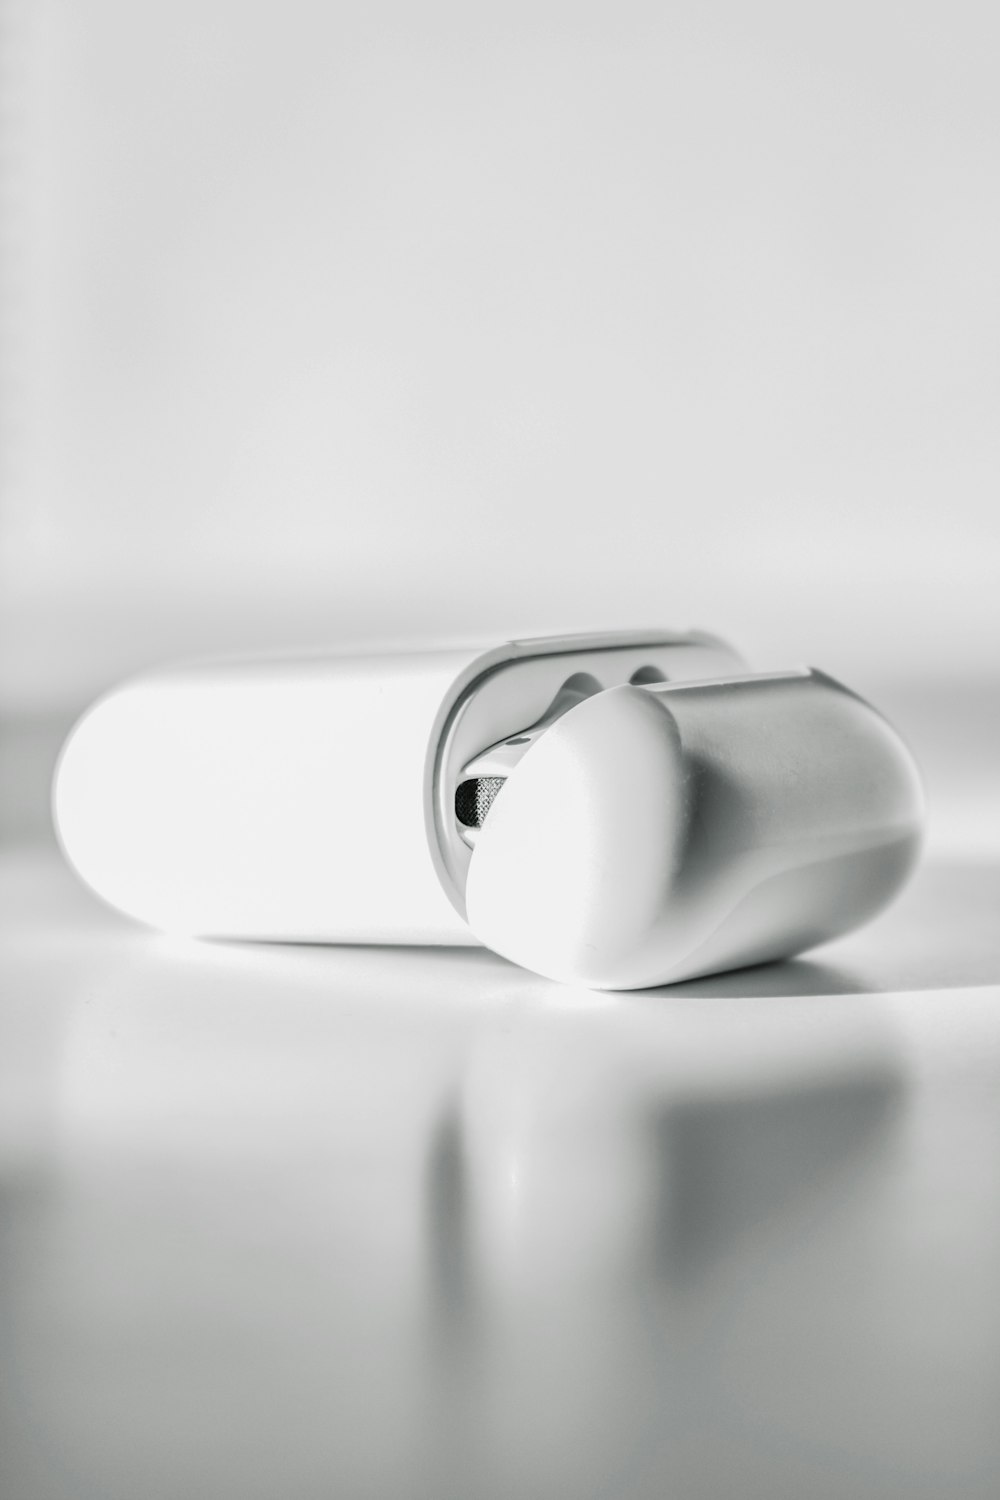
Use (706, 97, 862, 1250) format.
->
(53, 648, 480, 942)
(465, 671, 924, 989)
(52, 631, 745, 944)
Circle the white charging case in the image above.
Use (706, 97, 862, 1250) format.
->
(52, 630, 922, 987)
(52, 631, 742, 945)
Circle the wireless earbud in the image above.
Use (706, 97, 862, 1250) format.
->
(52, 631, 922, 989)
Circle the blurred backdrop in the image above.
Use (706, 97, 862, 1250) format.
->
(2, 1, 998, 829)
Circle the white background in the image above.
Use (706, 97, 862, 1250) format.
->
(3, 0, 998, 711)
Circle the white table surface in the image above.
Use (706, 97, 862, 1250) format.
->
(2, 685, 999, 1500)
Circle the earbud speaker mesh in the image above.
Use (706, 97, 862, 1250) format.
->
(455, 777, 506, 828)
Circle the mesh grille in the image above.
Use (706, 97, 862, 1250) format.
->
(455, 777, 506, 828)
